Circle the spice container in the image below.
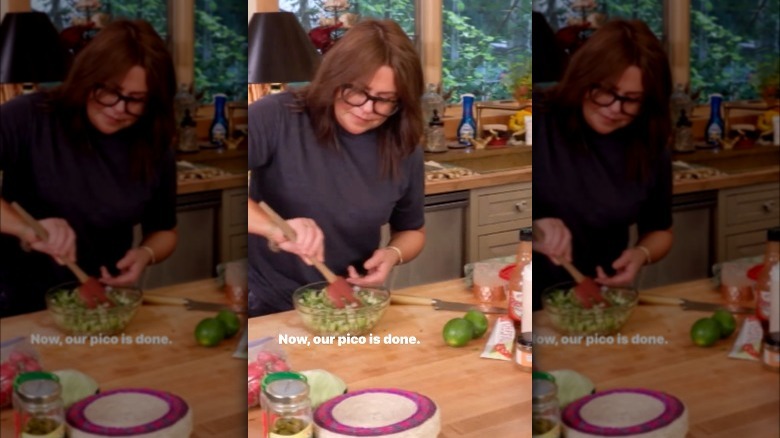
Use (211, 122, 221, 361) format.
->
(532, 379, 561, 438)
(515, 332, 533, 371)
(13, 373, 65, 438)
(262, 374, 313, 438)
(763, 332, 780, 372)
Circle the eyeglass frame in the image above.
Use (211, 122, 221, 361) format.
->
(92, 84, 148, 116)
(339, 84, 401, 117)
(587, 84, 643, 116)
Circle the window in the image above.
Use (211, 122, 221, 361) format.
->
(31, 0, 168, 40)
(194, 0, 247, 102)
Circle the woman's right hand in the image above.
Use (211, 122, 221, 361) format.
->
(267, 218, 325, 264)
(533, 218, 572, 264)
(23, 218, 77, 265)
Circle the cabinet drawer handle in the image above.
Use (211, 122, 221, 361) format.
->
(763, 201, 776, 212)
(515, 201, 528, 212)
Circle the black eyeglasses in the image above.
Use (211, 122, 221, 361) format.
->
(93, 85, 147, 116)
(340, 85, 400, 116)
(588, 85, 643, 116)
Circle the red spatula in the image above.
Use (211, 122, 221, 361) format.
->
(11, 202, 111, 309)
(258, 202, 360, 308)
(557, 259, 609, 309)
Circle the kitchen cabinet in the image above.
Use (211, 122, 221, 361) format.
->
(219, 186, 248, 263)
(466, 182, 531, 262)
(717, 182, 779, 262)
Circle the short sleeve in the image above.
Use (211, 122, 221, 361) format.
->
(637, 148, 673, 236)
(248, 94, 286, 202)
(140, 147, 177, 234)
(389, 147, 425, 231)
(0, 94, 36, 171)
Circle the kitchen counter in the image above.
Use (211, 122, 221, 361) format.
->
(177, 172, 246, 195)
(0, 280, 245, 437)
(535, 278, 779, 437)
(247, 279, 529, 437)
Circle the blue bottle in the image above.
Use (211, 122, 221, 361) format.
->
(209, 93, 229, 148)
(457, 93, 477, 146)
(704, 93, 725, 148)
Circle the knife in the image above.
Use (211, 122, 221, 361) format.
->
(639, 293, 754, 314)
(391, 294, 507, 314)
(143, 294, 233, 312)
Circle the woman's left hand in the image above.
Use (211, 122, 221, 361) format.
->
(345, 248, 398, 287)
(595, 248, 646, 287)
(99, 247, 153, 287)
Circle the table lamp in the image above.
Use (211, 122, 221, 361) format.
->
(0, 12, 70, 85)
(248, 12, 320, 93)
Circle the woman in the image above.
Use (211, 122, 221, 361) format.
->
(0, 20, 178, 316)
(248, 19, 426, 316)
(532, 19, 674, 308)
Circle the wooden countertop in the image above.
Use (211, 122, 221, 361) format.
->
(535, 278, 779, 438)
(425, 166, 532, 194)
(177, 172, 247, 195)
(247, 279, 529, 437)
(0, 280, 246, 438)
(673, 165, 780, 194)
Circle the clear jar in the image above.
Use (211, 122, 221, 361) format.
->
(532, 379, 560, 438)
(262, 378, 313, 438)
(763, 332, 780, 372)
(515, 332, 533, 371)
(13, 376, 65, 438)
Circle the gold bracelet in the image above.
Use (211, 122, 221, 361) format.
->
(635, 245, 651, 265)
(140, 245, 156, 264)
(386, 245, 403, 266)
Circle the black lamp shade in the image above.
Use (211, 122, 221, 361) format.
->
(0, 12, 70, 83)
(248, 12, 320, 84)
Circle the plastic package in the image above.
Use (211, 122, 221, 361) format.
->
(247, 337, 291, 408)
(1, 336, 44, 409)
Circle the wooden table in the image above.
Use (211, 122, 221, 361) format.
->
(0, 279, 246, 438)
(247, 279, 530, 437)
(535, 278, 780, 438)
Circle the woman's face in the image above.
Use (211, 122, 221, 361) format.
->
(86, 65, 148, 135)
(334, 65, 398, 135)
(582, 65, 644, 134)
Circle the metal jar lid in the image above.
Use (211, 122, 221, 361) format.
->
(264, 379, 309, 404)
(532, 379, 558, 404)
(17, 379, 61, 404)
(518, 332, 533, 348)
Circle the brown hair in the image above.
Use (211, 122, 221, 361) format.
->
(50, 19, 176, 178)
(299, 19, 424, 178)
(547, 19, 672, 180)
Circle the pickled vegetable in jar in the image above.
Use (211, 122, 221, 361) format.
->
(13, 374, 65, 438)
(532, 379, 560, 438)
(261, 377, 312, 438)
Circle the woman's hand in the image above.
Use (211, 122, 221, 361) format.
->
(267, 218, 325, 265)
(595, 248, 646, 287)
(345, 248, 398, 288)
(99, 247, 153, 287)
(533, 218, 572, 264)
(24, 218, 77, 265)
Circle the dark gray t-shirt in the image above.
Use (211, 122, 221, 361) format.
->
(248, 92, 424, 316)
(0, 92, 177, 316)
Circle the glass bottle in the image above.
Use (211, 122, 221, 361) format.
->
(755, 227, 780, 334)
(508, 228, 533, 326)
(674, 109, 693, 153)
(669, 83, 692, 126)
(421, 83, 445, 126)
(704, 93, 725, 148)
(209, 93, 229, 148)
(174, 83, 196, 128)
(178, 109, 198, 153)
(457, 93, 477, 146)
(532, 379, 561, 438)
(13, 376, 65, 438)
(262, 377, 313, 438)
(425, 109, 447, 153)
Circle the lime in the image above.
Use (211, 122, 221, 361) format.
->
(195, 318, 226, 347)
(711, 309, 736, 339)
(442, 318, 475, 347)
(463, 310, 489, 339)
(549, 369, 595, 409)
(690, 317, 721, 347)
(216, 309, 241, 338)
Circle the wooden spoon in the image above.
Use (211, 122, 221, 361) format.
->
(11, 202, 111, 308)
(258, 202, 360, 308)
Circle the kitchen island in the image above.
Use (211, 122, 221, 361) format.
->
(0, 280, 246, 437)
(535, 278, 779, 438)
(247, 279, 529, 437)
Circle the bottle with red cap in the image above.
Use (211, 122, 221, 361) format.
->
(755, 227, 780, 333)
(508, 228, 533, 325)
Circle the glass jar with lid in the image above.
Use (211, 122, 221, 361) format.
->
(13, 372, 65, 438)
(532, 378, 561, 438)
(421, 83, 445, 125)
(261, 376, 313, 438)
